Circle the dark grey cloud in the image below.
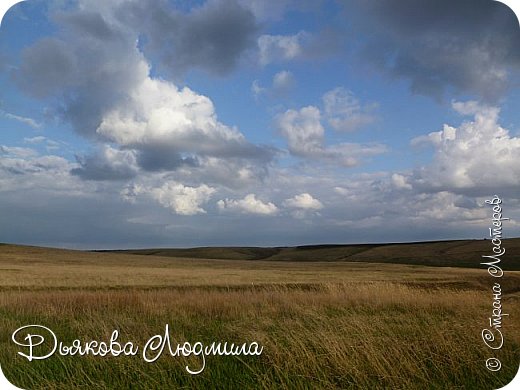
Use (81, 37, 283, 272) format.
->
(53, 9, 122, 41)
(117, 0, 258, 76)
(136, 146, 199, 172)
(71, 147, 138, 181)
(15, 38, 79, 98)
(14, 9, 145, 139)
(348, 0, 520, 101)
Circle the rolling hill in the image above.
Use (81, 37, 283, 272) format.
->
(97, 238, 520, 269)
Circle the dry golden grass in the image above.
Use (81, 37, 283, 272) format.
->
(0, 243, 508, 289)
(0, 244, 519, 389)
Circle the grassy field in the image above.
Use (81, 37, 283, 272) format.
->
(0, 243, 519, 389)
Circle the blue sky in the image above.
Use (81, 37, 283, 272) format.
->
(0, 0, 519, 249)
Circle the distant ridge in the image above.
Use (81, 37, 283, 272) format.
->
(96, 238, 520, 270)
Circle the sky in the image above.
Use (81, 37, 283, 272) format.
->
(0, 0, 519, 249)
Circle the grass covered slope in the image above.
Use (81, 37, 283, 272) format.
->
(102, 238, 520, 269)
(3, 243, 516, 290)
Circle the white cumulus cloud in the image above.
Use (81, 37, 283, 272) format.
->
(258, 31, 310, 65)
(283, 192, 323, 218)
(411, 101, 520, 193)
(283, 193, 323, 210)
(217, 193, 278, 215)
(272, 70, 295, 95)
(97, 76, 257, 157)
(251, 70, 295, 99)
(276, 105, 385, 166)
(322, 87, 377, 132)
(277, 106, 324, 157)
(123, 181, 215, 215)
